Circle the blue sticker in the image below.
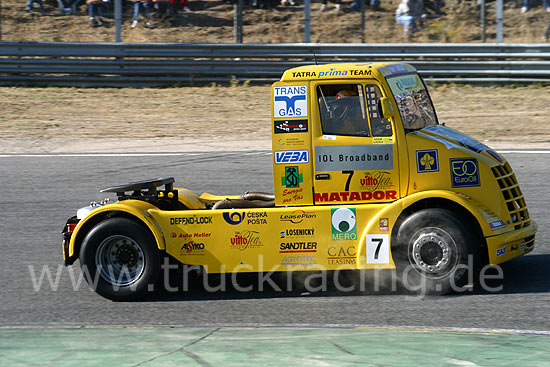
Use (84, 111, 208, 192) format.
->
(450, 158, 480, 188)
(416, 150, 439, 173)
(489, 220, 505, 230)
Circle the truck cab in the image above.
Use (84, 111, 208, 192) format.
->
(271, 62, 535, 264)
(62, 62, 537, 300)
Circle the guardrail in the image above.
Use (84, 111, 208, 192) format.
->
(1, 42, 550, 86)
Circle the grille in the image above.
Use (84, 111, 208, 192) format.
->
(491, 162, 530, 230)
(524, 235, 535, 251)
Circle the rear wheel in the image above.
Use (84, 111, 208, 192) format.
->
(79, 217, 160, 301)
(393, 209, 478, 295)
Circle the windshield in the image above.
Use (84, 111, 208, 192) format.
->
(386, 73, 437, 130)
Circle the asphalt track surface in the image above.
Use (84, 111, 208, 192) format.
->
(1, 151, 549, 332)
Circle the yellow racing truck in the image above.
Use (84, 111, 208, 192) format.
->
(62, 62, 537, 300)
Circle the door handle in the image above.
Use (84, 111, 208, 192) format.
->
(315, 174, 331, 180)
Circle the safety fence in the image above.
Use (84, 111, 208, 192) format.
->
(1, 42, 550, 86)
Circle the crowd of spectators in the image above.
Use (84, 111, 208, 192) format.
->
(22, 0, 550, 39)
(521, 0, 550, 12)
(24, 0, 193, 27)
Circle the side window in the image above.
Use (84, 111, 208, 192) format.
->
(365, 85, 393, 137)
(317, 84, 370, 137)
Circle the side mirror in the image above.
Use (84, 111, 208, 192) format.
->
(380, 97, 395, 119)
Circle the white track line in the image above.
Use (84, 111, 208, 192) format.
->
(497, 150, 550, 154)
(0, 323, 548, 336)
(0, 150, 548, 158)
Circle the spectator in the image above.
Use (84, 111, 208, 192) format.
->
(25, 0, 44, 12)
(153, 0, 172, 17)
(347, 0, 380, 12)
(250, 0, 270, 8)
(170, 0, 191, 12)
(320, 0, 341, 11)
(59, 0, 81, 14)
(131, 0, 155, 28)
(521, 0, 550, 12)
(280, 0, 296, 5)
(87, 0, 105, 26)
(395, 0, 425, 35)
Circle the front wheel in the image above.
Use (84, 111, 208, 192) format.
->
(393, 209, 479, 295)
(79, 217, 161, 301)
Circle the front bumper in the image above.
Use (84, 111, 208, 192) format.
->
(486, 220, 537, 265)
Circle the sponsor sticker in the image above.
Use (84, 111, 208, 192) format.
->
(327, 246, 356, 265)
(390, 75, 419, 94)
(281, 187, 304, 205)
(281, 255, 317, 267)
(315, 145, 393, 171)
(281, 166, 303, 188)
(291, 71, 317, 78)
(230, 230, 263, 251)
(280, 228, 315, 238)
(450, 158, 481, 188)
(373, 137, 393, 145)
(170, 216, 212, 225)
(315, 190, 397, 202)
(280, 210, 317, 224)
(277, 137, 305, 147)
(274, 150, 309, 165)
(349, 69, 372, 76)
(331, 208, 357, 241)
(279, 241, 317, 253)
(416, 149, 439, 173)
(386, 64, 408, 75)
(317, 68, 349, 79)
(360, 171, 394, 191)
(496, 246, 507, 257)
(170, 232, 211, 239)
(180, 241, 206, 255)
(489, 220, 505, 230)
(379, 218, 389, 232)
(274, 119, 308, 134)
(273, 85, 308, 118)
(223, 211, 268, 225)
(223, 212, 245, 225)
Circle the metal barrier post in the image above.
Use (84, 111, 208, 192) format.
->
(496, 0, 503, 43)
(304, 0, 310, 43)
(481, 0, 486, 43)
(115, 0, 122, 42)
(234, 0, 243, 43)
(360, 0, 365, 43)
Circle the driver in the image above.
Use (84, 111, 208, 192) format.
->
(332, 90, 360, 118)
(327, 89, 368, 136)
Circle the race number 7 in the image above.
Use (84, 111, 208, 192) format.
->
(366, 234, 390, 264)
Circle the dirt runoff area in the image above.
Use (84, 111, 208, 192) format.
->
(1, 84, 549, 154)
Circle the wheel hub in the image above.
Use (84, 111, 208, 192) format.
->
(411, 232, 451, 275)
(96, 235, 145, 286)
(115, 243, 139, 267)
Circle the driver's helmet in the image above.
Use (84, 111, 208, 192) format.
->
(336, 89, 354, 99)
(330, 89, 360, 120)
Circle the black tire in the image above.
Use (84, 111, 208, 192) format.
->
(393, 208, 478, 295)
(79, 217, 161, 301)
